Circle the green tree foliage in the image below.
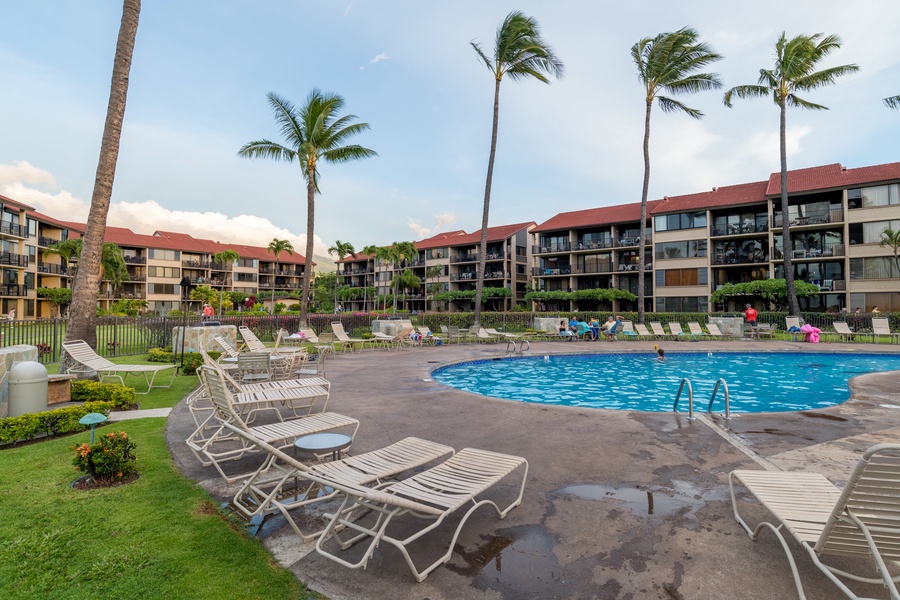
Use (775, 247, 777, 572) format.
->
(37, 287, 73, 317)
(709, 279, 820, 310)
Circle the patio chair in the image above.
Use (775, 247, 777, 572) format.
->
(786, 316, 802, 342)
(272, 328, 305, 354)
(298, 328, 320, 344)
(417, 326, 440, 344)
(475, 327, 501, 343)
(832, 321, 859, 343)
(222, 421, 529, 582)
(705, 323, 726, 338)
(239, 325, 272, 353)
(62, 340, 176, 395)
(331, 322, 370, 352)
(729, 444, 900, 600)
(224, 422, 454, 541)
(631, 323, 651, 340)
(667, 322, 690, 340)
(188, 366, 357, 483)
(447, 325, 473, 344)
(484, 327, 516, 339)
(649, 322, 672, 340)
(213, 334, 240, 360)
(687, 322, 707, 338)
(237, 352, 272, 383)
(872, 317, 900, 344)
(619, 321, 638, 340)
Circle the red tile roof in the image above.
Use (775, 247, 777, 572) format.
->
(415, 223, 535, 248)
(0, 194, 35, 211)
(532, 201, 661, 233)
(766, 161, 900, 195)
(28, 210, 82, 231)
(651, 180, 769, 214)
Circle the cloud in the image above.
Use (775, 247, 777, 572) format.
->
(407, 212, 457, 238)
(359, 52, 389, 70)
(0, 161, 330, 257)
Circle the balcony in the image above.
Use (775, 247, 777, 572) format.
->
(210, 262, 234, 271)
(38, 236, 60, 248)
(772, 244, 845, 260)
(712, 252, 769, 266)
(451, 272, 478, 281)
(0, 252, 28, 267)
(533, 242, 571, 254)
(711, 222, 769, 236)
(0, 284, 29, 296)
(124, 255, 147, 265)
(181, 259, 209, 268)
(774, 208, 844, 228)
(451, 253, 479, 264)
(37, 262, 69, 275)
(575, 240, 613, 251)
(0, 222, 27, 238)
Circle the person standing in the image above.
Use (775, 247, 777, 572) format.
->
(742, 303, 758, 328)
(202, 303, 214, 320)
(7, 308, 15, 321)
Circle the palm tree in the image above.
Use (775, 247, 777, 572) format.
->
(880, 228, 900, 276)
(425, 264, 443, 312)
(632, 27, 722, 323)
(885, 96, 900, 110)
(239, 90, 376, 327)
(361, 243, 380, 313)
(212, 249, 240, 313)
(328, 240, 356, 312)
(382, 242, 418, 314)
(64, 0, 140, 352)
(724, 32, 858, 316)
(44, 239, 128, 296)
(266, 238, 294, 313)
(471, 11, 563, 329)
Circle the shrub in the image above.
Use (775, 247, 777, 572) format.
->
(72, 431, 137, 481)
(147, 347, 174, 363)
(0, 401, 116, 445)
(181, 352, 205, 376)
(71, 380, 135, 410)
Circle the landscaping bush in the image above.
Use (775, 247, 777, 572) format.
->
(181, 352, 205, 376)
(147, 347, 174, 363)
(71, 380, 135, 410)
(72, 430, 137, 481)
(0, 401, 116, 445)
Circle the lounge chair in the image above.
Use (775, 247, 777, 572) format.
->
(872, 317, 900, 344)
(485, 327, 516, 339)
(331, 322, 370, 352)
(417, 326, 440, 344)
(298, 328, 319, 344)
(62, 340, 176, 394)
(668, 322, 690, 339)
(756, 323, 777, 339)
(226, 423, 454, 541)
(832, 321, 859, 343)
(786, 316, 802, 341)
(272, 328, 305, 354)
(634, 323, 653, 340)
(729, 444, 900, 600)
(705, 323, 726, 338)
(188, 366, 357, 483)
(213, 334, 240, 360)
(620, 321, 638, 340)
(222, 421, 528, 582)
(687, 322, 707, 337)
(239, 325, 272, 353)
(447, 325, 474, 344)
(649, 322, 672, 340)
(236, 352, 272, 383)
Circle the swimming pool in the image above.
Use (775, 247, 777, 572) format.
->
(431, 352, 900, 413)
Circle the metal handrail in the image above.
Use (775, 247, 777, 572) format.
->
(673, 378, 695, 421)
(708, 378, 732, 420)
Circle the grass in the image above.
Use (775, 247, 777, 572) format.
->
(0, 358, 319, 600)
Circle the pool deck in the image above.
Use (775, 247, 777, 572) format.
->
(166, 338, 900, 599)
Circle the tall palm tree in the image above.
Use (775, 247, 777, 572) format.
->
(471, 11, 563, 329)
(361, 243, 380, 313)
(44, 239, 128, 291)
(885, 96, 900, 110)
(212, 249, 240, 313)
(239, 90, 376, 326)
(425, 264, 444, 313)
(724, 32, 859, 316)
(65, 0, 140, 352)
(880, 228, 900, 276)
(383, 241, 418, 314)
(632, 27, 722, 323)
(328, 240, 356, 312)
(266, 238, 294, 313)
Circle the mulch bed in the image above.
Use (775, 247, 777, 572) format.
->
(71, 473, 140, 490)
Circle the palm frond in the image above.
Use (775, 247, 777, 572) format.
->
(657, 96, 702, 118)
(792, 63, 860, 92)
(723, 84, 769, 107)
(785, 94, 828, 110)
(884, 95, 900, 110)
(237, 140, 296, 162)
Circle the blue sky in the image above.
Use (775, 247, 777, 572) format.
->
(1, 1, 898, 263)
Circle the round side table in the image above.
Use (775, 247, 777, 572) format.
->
(293, 432, 352, 461)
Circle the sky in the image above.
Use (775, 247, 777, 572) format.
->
(2, 1, 899, 265)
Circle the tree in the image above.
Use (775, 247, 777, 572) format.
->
(724, 32, 858, 316)
(392, 269, 421, 311)
(37, 287, 73, 317)
(885, 96, 900, 110)
(361, 244, 380, 313)
(239, 90, 376, 327)
(381, 242, 418, 313)
(471, 11, 563, 329)
(64, 0, 140, 352)
(328, 240, 356, 312)
(632, 27, 722, 323)
(425, 264, 444, 312)
(880, 227, 900, 277)
(212, 249, 240, 312)
(44, 239, 128, 292)
(266, 238, 294, 313)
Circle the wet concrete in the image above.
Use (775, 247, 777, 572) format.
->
(165, 338, 900, 599)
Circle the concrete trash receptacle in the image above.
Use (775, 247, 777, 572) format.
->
(9, 361, 48, 417)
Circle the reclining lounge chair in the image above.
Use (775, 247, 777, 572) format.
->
(63, 340, 176, 394)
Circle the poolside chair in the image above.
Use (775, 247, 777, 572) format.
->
(298, 328, 319, 344)
(649, 322, 672, 340)
(872, 317, 900, 345)
(222, 421, 528, 582)
(188, 366, 357, 483)
(417, 326, 440, 344)
(484, 327, 516, 339)
(225, 422, 454, 541)
(62, 340, 176, 394)
(331, 322, 370, 352)
(620, 321, 638, 340)
(687, 322, 707, 338)
(634, 323, 653, 340)
(729, 443, 900, 600)
(667, 322, 690, 340)
(832, 321, 859, 343)
(237, 352, 272, 383)
(239, 325, 272, 353)
(705, 323, 726, 338)
(447, 325, 473, 344)
(213, 334, 240, 360)
(786, 316, 802, 342)
(272, 328, 305, 354)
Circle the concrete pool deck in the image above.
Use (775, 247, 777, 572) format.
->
(166, 338, 900, 599)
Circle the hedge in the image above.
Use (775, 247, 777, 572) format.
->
(0, 401, 116, 446)
(70, 380, 136, 410)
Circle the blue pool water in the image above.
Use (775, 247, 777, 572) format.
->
(431, 352, 900, 413)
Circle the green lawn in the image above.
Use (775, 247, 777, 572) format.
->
(0, 359, 318, 600)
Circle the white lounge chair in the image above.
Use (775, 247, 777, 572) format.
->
(634, 323, 653, 340)
(188, 366, 356, 483)
(705, 323, 726, 338)
(668, 322, 690, 340)
(649, 322, 672, 340)
(730, 444, 900, 600)
(222, 421, 528, 582)
(832, 321, 859, 343)
(786, 316, 802, 342)
(62, 340, 176, 394)
(239, 325, 272, 353)
(872, 317, 900, 344)
(687, 322, 707, 337)
(331, 322, 370, 352)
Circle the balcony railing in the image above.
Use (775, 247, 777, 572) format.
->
(711, 252, 769, 265)
(711, 222, 769, 236)
(210, 262, 234, 271)
(124, 256, 147, 264)
(182, 259, 209, 268)
(575, 240, 613, 251)
(451, 253, 479, 263)
(38, 236, 60, 247)
(451, 272, 478, 281)
(0, 252, 28, 267)
(0, 284, 29, 296)
(774, 208, 844, 228)
(533, 242, 571, 254)
(37, 262, 69, 275)
(772, 243, 845, 260)
(0, 222, 27, 238)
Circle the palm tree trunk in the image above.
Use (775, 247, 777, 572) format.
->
(474, 78, 502, 329)
(300, 169, 316, 327)
(65, 0, 140, 353)
(637, 99, 652, 324)
(779, 101, 800, 316)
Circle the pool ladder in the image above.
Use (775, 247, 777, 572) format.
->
(673, 378, 732, 421)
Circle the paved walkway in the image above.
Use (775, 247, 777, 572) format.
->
(109, 407, 172, 421)
(165, 338, 900, 599)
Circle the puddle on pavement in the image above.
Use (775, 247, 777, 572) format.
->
(561, 484, 683, 517)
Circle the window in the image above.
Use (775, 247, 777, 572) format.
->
(849, 184, 900, 208)
(654, 211, 706, 232)
(26, 218, 37, 237)
(848, 220, 900, 245)
(655, 268, 707, 287)
(147, 266, 180, 278)
(147, 283, 177, 295)
(148, 248, 180, 261)
(654, 240, 706, 260)
(238, 258, 258, 268)
(849, 257, 900, 280)
(654, 296, 708, 312)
